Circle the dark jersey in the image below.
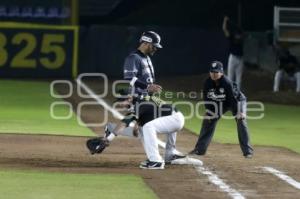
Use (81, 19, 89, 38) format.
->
(123, 50, 155, 95)
(279, 54, 300, 75)
(203, 75, 246, 116)
(228, 32, 243, 57)
(134, 96, 174, 126)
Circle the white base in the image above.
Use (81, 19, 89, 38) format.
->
(170, 157, 203, 166)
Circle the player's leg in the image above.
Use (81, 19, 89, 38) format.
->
(139, 123, 165, 169)
(190, 116, 219, 155)
(164, 132, 186, 163)
(294, 71, 300, 92)
(162, 112, 185, 162)
(104, 114, 138, 141)
(235, 101, 253, 157)
(227, 54, 236, 82)
(235, 57, 244, 89)
(103, 122, 127, 142)
(165, 131, 177, 161)
(236, 118, 253, 157)
(142, 122, 164, 163)
(144, 112, 185, 161)
(273, 69, 284, 92)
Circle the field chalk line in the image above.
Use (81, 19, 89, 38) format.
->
(262, 167, 300, 190)
(76, 76, 246, 199)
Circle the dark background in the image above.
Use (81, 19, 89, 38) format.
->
(78, 0, 300, 77)
(79, 0, 300, 31)
(1, 0, 300, 77)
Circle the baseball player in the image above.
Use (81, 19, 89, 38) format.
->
(122, 31, 186, 168)
(87, 31, 186, 168)
(189, 61, 253, 158)
(107, 30, 164, 139)
(223, 16, 244, 89)
(273, 46, 300, 92)
(87, 95, 186, 169)
(90, 30, 164, 144)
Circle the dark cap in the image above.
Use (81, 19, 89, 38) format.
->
(209, 61, 224, 73)
(139, 31, 162, 48)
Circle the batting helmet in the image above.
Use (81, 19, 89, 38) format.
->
(140, 31, 163, 48)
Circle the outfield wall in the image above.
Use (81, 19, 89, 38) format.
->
(1, 23, 283, 78)
(0, 24, 228, 78)
(0, 22, 78, 78)
(78, 25, 228, 77)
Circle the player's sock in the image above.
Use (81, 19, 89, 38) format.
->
(106, 133, 116, 142)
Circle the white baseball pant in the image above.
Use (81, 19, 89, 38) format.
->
(227, 54, 243, 89)
(273, 70, 300, 92)
(140, 111, 185, 163)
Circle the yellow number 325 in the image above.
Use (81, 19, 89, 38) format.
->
(0, 32, 66, 69)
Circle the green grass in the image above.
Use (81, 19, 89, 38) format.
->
(0, 79, 157, 199)
(0, 80, 93, 136)
(177, 100, 300, 153)
(0, 169, 157, 199)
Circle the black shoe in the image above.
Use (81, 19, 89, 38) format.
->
(139, 160, 165, 169)
(188, 149, 206, 156)
(165, 154, 186, 164)
(104, 124, 111, 137)
(244, 154, 253, 159)
(140, 159, 150, 167)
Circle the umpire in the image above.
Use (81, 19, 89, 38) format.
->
(190, 61, 253, 158)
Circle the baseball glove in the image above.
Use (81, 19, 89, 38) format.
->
(86, 137, 109, 155)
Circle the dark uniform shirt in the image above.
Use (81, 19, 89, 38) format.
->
(134, 96, 175, 126)
(279, 53, 300, 76)
(228, 32, 244, 57)
(123, 50, 155, 95)
(203, 75, 246, 117)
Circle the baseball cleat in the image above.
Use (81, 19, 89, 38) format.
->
(244, 154, 253, 159)
(104, 124, 111, 137)
(140, 159, 150, 167)
(165, 154, 186, 164)
(139, 160, 165, 169)
(188, 149, 206, 156)
(104, 123, 118, 138)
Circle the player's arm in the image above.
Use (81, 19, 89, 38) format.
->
(226, 81, 238, 107)
(226, 81, 246, 119)
(203, 80, 215, 117)
(123, 55, 148, 89)
(222, 16, 230, 37)
(203, 80, 211, 110)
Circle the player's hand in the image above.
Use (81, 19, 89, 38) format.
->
(147, 84, 162, 93)
(132, 123, 139, 137)
(236, 112, 246, 120)
(127, 95, 133, 102)
(224, 16, 229, 21)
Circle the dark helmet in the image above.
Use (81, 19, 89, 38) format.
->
(139, 31, 162, 48)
